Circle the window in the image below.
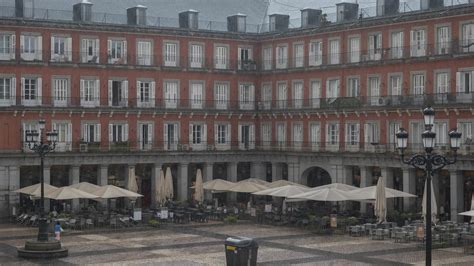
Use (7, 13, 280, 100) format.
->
(364, 122, 380, 144)
(189, 43, 203, 68)
(138, 123, 153, 150)
(457, 121, 473, 144)
(411, 29, 426, 57)
(389, 75, 402, 96)
(81, 38, 99, 63)
(238, 47, 253, 70)
(347, 77, 360, 97)
(0, 77, 15, 106)
(108, 39, 127, 64)
(163, 42, 178, 67)
(309, 41, 322, 66)
(345, 123, 360, 146)
(22, 122, 38, 151)
(433, 122, 447, 146)
(214, 45, 228, 69)
(137, 40, 152, 66)
(261, 83, 272, 110)
(277, 82, 287, 109)
(214, 82, 229, 110)
(326, 79, 339, 101)
(388, 122, 401, 149)
(390, 31, 403, 59)
(263, 46, 272, 70)
(329, 39, 340, 64)
(164, 123, 179, 150)
(261, 123, 271, 147)
(326, 123, 339, 146)
(80, 78, 100, 107)
(435, 72, 449, 94)
(292, 123, 303, 149)
(369, 33, 382, 60)
(52, 77, 69, 107)
(309, 123, 321, 150)
(109, 123, 128, 143)
(0, 33, 15, 60)
(164, 80, 179, 108)
(410, 121, 424, 149)
(292, 81, 303, 108)
(82, 122, 101, 143)
(310, 80, 321, 108)
(348, 37, 360, 63)
(215, 124, 230, 147)
(461, 23, 474, 53)
(436, 26, 450, 55)
(190, 81, 204, 109)
(276, 45, 288, 69)
(239, 83, 254, 110)
(293, 43, 304, 68)
(52, 121, 72, 151)
(412, 73, 425, 95)
(189, 123, 207, 149)
(21, 77, 41, 106)
(137, 80, 155, 107)
(51, 36, 72, 62)
(238, 124, 255, 150)
(276, 123, 286, 148)
(108, 80, 128, 107)
(368, 76, 381, 106)
(20, 34, 42, 61)
(456, 70, 474, 93)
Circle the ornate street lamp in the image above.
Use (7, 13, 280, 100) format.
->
(24, 119, 58, 242)
(395, 107, 461, 266)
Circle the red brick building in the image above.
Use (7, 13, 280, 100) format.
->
(0, 0, 473, 220)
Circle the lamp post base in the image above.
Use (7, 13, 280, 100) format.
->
(37, 217, 49, 242)
(17, 240, 68, 259)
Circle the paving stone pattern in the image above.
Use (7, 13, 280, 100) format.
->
(0, 223, 473, 265)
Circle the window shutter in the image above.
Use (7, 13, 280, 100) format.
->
(67, 123, 72, 142)
(123, 124, 128, 141)
(147, 124, 153, 144)
(250, 85, 255, 108)
(37, 36, 42, 60)
(95, 79, 100, 105)
(123, 40, 127, 63)
(81, 39, 87, 62)
(150, 81, 156, 106)
(214, 124, 218, 145)
(136, 80, 141, 104)
(123, 80, 128, 106)
(82, 124, 88, 141)
(238, 124, 242, 147)
(107, 39, 112, 61)
(20, 77, 25, 99)
(108, 124, 113, 142)
(50, 36, 55, 60)
(80, 79, 85, 104)
(335, 124, 340, 144)
(364, 124, 369, 143)
(67, 37, 72, 60)
(37, 77, 42, 104)
(174, 124, 179, 145)
(10, 34, 15, 59)
(345, 124, 350, 143)
(227, 124, 231, 145)
(108, 80, 112, 106)
(11, 77, 16, 104)
(203, 124, 207, 145)
(95, 39, 100, 62)
(250, 125, 255, 149)
(355, 124, 360, 144)
(20, 35, 24, 52)
(138, 124, 143, 144)
(163, 124, 168, 149)
(96, 124, 101, 142)
(189, 124, 193, 144)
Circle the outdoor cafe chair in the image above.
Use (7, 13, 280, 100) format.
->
(109, 217, 118, 229)
(65, 219, 77, 230)
(28, 215, 38, 226)
(86, 218, 94, 229)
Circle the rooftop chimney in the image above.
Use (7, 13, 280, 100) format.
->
(301, 8, 322, 28)
(227, 13, 247, 33)
(127, 5, 147, 26)
(179, 10, 199, 30)
(269, 14, 289, 32)
(376, 0, 399, 16)
(420, 0, 444, 10)
(336, 2, 359, 23)
(73, 0, 93, 22)
(15, 0, 34, 18)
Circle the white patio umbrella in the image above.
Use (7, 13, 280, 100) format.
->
(267, 180, 306, 188)
(127, 167, 139, 193)
(14, 183, 58, 197)
(245, 178, 270, 186)
(44, 187, 99, 200)
(202, 179, 235, 192)
(422, 179, 438, 224)
(165, 167, 174, 200)
(156, 169, 166, 205)
(347, 186, 417, 200)
(93, 185, 143, 199)
(195, 169, 204, 203)
(312, 183, 359, 191)
(228, 179, 269, 193)
(459, 210, 474, 217)
(252, 185, 311, 197)
(375, 177, 387, 224)
(287, 187, 352, 202)
(69, 182, 101, 194)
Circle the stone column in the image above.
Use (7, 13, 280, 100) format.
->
(402, 168, 416, 211)
(69, 165, 80, 211)
(97, 165, 108, 186)
(43, 165, 51, 212)
(151, 164, 162, 208)
(204, 163, 213, 200)
(450, 170, 464, 222)
(359, 166, 371, 213)
(271, 163, 283, 182)
(287, 163, 300, 183)
(177, 163, 188, 201)
(381, 167, 394, 211)
(8, 166, 20, 208)
(227, 162, 238, 201)
(250, 162, 266, 180)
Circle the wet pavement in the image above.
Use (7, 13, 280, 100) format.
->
(1, 222, 473, 265)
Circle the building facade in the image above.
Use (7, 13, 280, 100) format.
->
(0, 0, 473, 220)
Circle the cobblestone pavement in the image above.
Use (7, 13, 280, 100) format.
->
(1, 222, 474, 265)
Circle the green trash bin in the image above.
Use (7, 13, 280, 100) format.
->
(225, 236, 258, 266)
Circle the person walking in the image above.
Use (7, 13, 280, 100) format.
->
(54, 221, 63, 241)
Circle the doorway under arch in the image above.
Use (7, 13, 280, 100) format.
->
(303, 167, 332, 188)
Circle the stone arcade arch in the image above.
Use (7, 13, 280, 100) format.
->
(301, 166, 332, 188)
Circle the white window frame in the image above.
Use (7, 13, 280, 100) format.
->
(368, 76, 381, 106)
(0, 76, 15, 106)
(214, 81, 229, 110)
(293, 43, 304, 68)
(326, 78, 340, 102)
(390, 31, 404, 59)
(164, 122, 179, 151)
(326, 122, 340, 150)
(137, 40, 152, 66)
(309, 40, 322, 66)
(276, 44, 288, 69)
(21, 76, 41, 106)
(108, 79, 128, 107)
(410, 28, 426, 57)
(164, 80, 179, 109)
(368, 33, 382, 60)
(52, 121, 72, 152)
(238, 123, 255, 150)
(81, 37, 99, 63)
(261, 122, 271, 149)
(190, 81, 204, 109)
(309, 123, 321, 151)
(261, 82, 272, 110)
(461, 22, 474, 53)
(107, 39, 127, 64)
(310, 80, 321, 108)
(329, 39, 340, 64)
(292, 80, 303, 108)
(348, 36, 360, 63)
(0, 32, 15, 60)
(436, 25, 451, 55)
(238, 46, 253, 70)
(347, 77, 360, 97)
(214, 44, 229, 69)
(163, 41, 179, 67)
(345, 122, 360, 151)
(50, 35, 72, 62)
(292, 122, 303, 150)
(276, 82, 287, 109)
(20, 34, 42, 61)
(138, 122, 154, 151)
(137, 79, 155, 108)
(412, 73, 425, 95)
(262, 46, 272, 70)
(276, 123, 286, 149)
(189, 43, 204, 68)
(81, 122, 101, 143)
(239, 83, 254, 110)
(189, 123, 207, 150)
(108, 123, 129, 144)
(215, 123, 231, 150)
(80, 78, 100, 107)
(52, 76, 69, 107)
